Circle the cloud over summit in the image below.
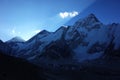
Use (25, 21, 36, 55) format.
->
(59, 11, 79, 19)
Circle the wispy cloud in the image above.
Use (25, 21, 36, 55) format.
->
(34, 30, 41, 34)
(11, 27, 22, 36)
(12, 28, 15, 34)
(11, 27, 17, 36)
(59, 11, 79, 19)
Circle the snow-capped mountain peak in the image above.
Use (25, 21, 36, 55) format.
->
(38, 30, 50, 35)
(78, 13, 100, 23)
(73, 13, 102, 31)
(86, 13, 99, 22)
(6, 36, 25, 43)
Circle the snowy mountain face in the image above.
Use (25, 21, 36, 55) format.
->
(64, 14, 111, 61)
(6, 36, 25, 43)
(4, 37, 25, 55)
(1, 14, 120, 64)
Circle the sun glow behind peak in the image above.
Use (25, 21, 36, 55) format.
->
(0, 0, 97, 41)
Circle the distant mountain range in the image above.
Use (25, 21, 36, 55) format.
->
(1, 13, 120, 80)
(0, 13, 120, 65)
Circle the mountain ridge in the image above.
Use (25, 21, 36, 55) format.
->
(0, 13, 120, 64)
(7, 36, 25, 42)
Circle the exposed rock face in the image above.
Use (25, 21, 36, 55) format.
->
(41, 40, 73, 60)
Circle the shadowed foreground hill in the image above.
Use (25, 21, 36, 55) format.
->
(0, 52, 45, 80)
(0, 50, 120, 80)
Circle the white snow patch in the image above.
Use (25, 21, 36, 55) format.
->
(74, 45, 103, 62)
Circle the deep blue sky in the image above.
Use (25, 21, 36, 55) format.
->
(83, 0, 120, 23)
(0, 0, 120, 41)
